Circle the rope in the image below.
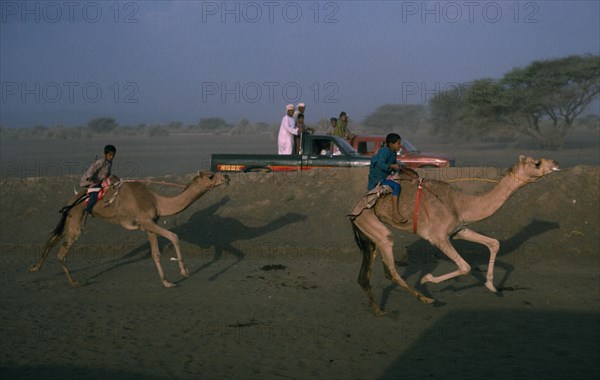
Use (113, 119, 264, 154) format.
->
(447, 178, 499, 183)
(99, 178, 187, 207)
(413, 179, 429, 234)
(120, 179, 187, 189)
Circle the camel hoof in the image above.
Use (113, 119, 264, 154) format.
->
(485, 281, 497, 293)
(180, 268, 190, 278)
(162, 281, 177, 288)
(420, 273, 434, 284)
(70, 281, 84, 288)
(28, 265, 40, 273)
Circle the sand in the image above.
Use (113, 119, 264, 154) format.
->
(0, 134, 599, 379)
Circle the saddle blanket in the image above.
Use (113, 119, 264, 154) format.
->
(84, 177, 112, 206)
(347, 184, 392, 220)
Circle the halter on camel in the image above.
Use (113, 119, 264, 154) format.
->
(393, 166, 439, 234)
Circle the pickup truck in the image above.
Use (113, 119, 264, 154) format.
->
(350, 135, 455, 168)
(210, 134, 371, 173)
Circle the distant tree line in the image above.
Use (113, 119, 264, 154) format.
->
(2, 55, 597, 149)
(429, 54, 600, 149)
(0, 116, 275, 140)
(361, 54, 599, 150)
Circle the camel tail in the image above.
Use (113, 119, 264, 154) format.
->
(52, 193, 88, 236)
(351, 221, 375, 256)
(52, 207, 71, 236)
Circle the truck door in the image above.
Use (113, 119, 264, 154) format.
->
(304, 137, 336, 168)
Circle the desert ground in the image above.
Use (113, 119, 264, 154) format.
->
(1, 131, 599, 379)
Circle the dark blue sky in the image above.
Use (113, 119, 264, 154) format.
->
(1, 0, 599, 127)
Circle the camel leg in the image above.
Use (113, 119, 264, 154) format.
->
(421, 237, 471, 286)
(144, 222, 189, 286)
(29, 205, 82, 273)
(378, 237, 434, 305)
(354, 222, 383, 315)
(143, 222, 189, 278)
(146, 231, 176, 288)
(454, 228, 499, 292)
(29, 233, 62, 272)
(57, 240, 83, 287)
(354, 212, 434, 307)
(55, 215, 84, 287)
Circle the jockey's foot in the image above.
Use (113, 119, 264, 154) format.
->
(393, 211, 408, 224)
(81, 211, 94, 228)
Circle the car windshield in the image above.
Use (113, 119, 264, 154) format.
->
(402, 139, 418, 153)
(333, 137, 359, 155)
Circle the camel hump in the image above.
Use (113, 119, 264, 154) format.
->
(107, 175, 121, 185)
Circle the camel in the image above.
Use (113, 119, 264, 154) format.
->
(349, 155, 560, 315)
(29, 171, 229, 288)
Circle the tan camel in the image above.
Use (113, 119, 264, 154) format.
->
(350, 155, 559, 315)
(29, 171, 229, 288)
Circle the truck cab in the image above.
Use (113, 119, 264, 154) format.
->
(350, 135, 454, 168)
(210, 134, 371, 173)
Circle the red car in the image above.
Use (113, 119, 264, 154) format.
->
(350, 135, 455, 168)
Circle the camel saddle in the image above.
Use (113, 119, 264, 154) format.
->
(84, 177, 115, 207)
(348, 172, 418, 220)
(348, 183, 393, 220)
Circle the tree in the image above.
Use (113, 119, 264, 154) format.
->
(499, 55, 600, 149)
(88, 117, 118, 134)
(429, 55, 600, 149)
(429, 79, 510, 141)
(362, 104, 426, 133)
(197, 117, 232, 131)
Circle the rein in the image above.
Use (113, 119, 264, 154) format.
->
(396, 168, 509, 233)
(100, 179, 188, 208)
(412, 178, 431, 234)
(396, 165, 441, 200)
(120, 179, 187, 189)
(394, 165, 438, 234)
(448, 178, 499, 183)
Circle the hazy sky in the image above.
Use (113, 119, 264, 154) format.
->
(1, 0, 599, 128)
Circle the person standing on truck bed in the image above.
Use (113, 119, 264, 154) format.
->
(327, 117, 337, 135)
(293, 102, 306, 154)
(293, 102, 305, 121)
(278, 104, 302, 154)
(333, 111, 354, 142)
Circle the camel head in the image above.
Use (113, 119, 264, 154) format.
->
(190, 171, 230, 189)
(509, 155, 560, 183)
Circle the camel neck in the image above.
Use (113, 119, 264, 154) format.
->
(156, 184, 209, 217)
(459, 172, 526, 224)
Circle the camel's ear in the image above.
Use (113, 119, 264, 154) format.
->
(197, 170, 200, 176)
(518, 155, 527, 164)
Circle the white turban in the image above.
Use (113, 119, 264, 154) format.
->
(286, 104, 294, 111)
(297, 102, 305, 108)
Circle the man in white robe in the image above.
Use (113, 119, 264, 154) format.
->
(278, 104, 300, 154)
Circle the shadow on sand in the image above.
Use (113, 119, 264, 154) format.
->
(0, 365, 166, 380)
(82, 196, 307, 284)
(379, 309, 599, 379)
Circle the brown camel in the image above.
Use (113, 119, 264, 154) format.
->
(349, 155, 559, 315)
(29, 171, 229, 287)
